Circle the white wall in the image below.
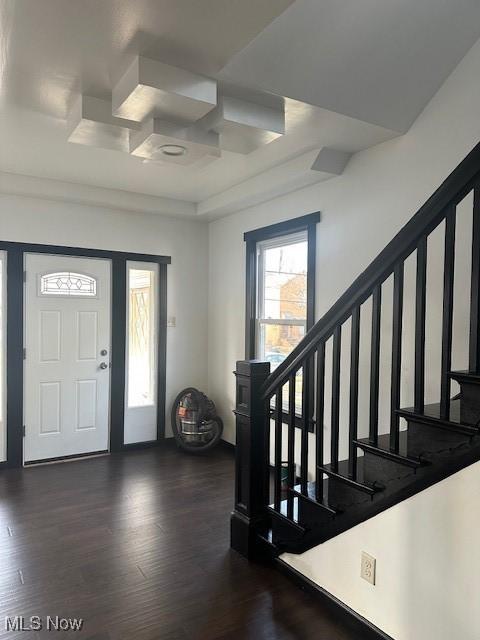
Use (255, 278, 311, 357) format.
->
(0, 194, 209, 451)
(282, 460, 480, 640)
(207, 31, 480, 640)
(208, 36, 480, 446)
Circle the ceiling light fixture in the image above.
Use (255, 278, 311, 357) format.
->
(159, 144, 187, 157)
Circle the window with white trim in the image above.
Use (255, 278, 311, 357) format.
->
(244, 213, 319, 422)
(256, 231, 308, 369)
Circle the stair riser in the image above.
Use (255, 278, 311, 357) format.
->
(297, 496, 335, 528)
(327, 476, 372, 510)
(271, 516, 304, 547)
(362, 451, 415, 485)
(405, 420, 471, 458)
(458, 381, 480, 426)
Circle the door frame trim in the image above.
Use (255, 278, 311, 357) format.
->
(3, 241, 170, 468)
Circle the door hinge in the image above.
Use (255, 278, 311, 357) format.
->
(23, 348, 26, 360)
(22, 426, 25, 438)
(23, 270, 27, 283)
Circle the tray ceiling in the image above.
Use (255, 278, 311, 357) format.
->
(0, 0, 478, 218)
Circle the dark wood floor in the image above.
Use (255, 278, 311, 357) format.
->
(0, 442, 363, 639)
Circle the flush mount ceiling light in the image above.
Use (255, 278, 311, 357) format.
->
(159, 144, 187, 157)
(130, 118, 220, 166)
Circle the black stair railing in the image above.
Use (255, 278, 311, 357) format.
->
(231, 142, 480, 559)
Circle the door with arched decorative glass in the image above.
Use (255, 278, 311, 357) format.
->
(23, 254, 111, 462)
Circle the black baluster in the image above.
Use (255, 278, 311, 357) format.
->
(414, 237, 427, 413)
(274, 387, 283, 511)
(369, 285, 382, 444)
(315, 343, 325, 500)
(440, 207, 456, 419)
(287, 373, 296, 518)
(469, 185, 480, 373)
(300, 360, 310, 494)
(349, 307, 360, 478)
(331, 326, 341, 473)
(390, 263, 404, 452)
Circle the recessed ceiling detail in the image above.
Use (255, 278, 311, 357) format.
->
(112, 56, 217, 124)
(67, 96, 140, 153)
(311, 147, 352, 175)
(198, 94, 285, 154)
(67, 56, 288, 163)
(130, 118, 220, 166)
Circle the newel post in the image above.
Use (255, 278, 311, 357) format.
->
(230, 359, 271, 559)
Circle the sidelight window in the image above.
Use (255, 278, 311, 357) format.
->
(127, 266, 157, 408)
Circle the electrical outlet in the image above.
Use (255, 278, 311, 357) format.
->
(361, 552, 376, 585)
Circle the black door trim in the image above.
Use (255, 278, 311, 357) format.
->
(4, 240, 170, 468)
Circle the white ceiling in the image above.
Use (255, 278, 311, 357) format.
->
(220, 0, 480, 133)
(0, 0, 293, 118)
(0, 0, 479, 219)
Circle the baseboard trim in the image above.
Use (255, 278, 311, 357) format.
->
(24, 450, 109, 466)
(120, 440, 164, 452)
(219, 440, 235, 452)
(274, 558, 394, 640)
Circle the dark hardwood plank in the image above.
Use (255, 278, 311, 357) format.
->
(0, 443, 367, 639)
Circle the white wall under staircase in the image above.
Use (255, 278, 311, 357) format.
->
(282, 459, 480, 640)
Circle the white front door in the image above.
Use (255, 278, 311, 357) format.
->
(24, 254, 111, 463)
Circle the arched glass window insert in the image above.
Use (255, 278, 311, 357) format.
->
(40, 272, 97, 297)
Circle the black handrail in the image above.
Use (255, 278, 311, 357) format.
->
(261, 141, 480, 400)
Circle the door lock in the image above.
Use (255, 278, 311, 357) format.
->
(99, 362, 108, 370)
(100, 349, 108, 356)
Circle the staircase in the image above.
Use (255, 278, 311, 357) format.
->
(230, 142, 480, 559)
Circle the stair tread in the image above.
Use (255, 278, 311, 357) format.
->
(269, 401, 480, 553)
(449, 370, 480, 384)
(292, 481, 338, 514)
(397, 399, 480, 433)
(356, 431, 408, 454)
(399, 399, 460, 421)
(355, 432, 425, 467)
(318, 462, 384, 494)
(269, 435, 480, 553)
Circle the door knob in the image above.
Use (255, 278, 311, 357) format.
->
(99, 362, 108, 370)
